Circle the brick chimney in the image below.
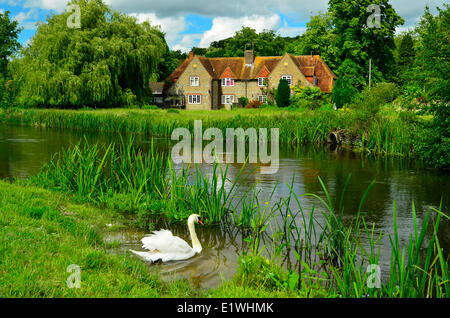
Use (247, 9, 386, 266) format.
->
(244, 50, 254, 66)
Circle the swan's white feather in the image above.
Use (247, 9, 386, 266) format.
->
(130, 229, 196, 263)
(141, 229, 192, 253)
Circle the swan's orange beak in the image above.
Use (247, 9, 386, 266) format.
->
(198, 218, 204, 225)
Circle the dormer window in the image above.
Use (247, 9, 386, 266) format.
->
(222, 78, 234, 87)
(258, 77, 266, 87)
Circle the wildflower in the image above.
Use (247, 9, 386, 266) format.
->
(265, 201, 269, 205)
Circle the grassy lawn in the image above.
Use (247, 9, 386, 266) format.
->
(0, 180, 202, 297)
(0, 179, 326, 298)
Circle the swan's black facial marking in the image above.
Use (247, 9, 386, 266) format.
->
(197, 215, 204, 225)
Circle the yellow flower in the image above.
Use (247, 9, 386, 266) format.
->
(287, 214, 291, 217)
(265, 201, 269, 205)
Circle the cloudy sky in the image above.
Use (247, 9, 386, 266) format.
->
(0, 0, 446, 52)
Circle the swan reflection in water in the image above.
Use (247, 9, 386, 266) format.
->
(114, 216, 255, 289)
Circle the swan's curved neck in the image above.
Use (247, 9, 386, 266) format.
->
(188, 220, 202, 253)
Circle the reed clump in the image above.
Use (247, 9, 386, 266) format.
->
(3, 107, 418, 157)
(30, 139, 448, 298)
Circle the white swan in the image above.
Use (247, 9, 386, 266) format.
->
(130, 214, 204, 263)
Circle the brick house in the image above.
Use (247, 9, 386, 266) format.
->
(153, 50, 337, 110)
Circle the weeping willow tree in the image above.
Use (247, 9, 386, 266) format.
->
(10, 0, 166, 108)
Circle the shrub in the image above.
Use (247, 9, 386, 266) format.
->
(245, 99, 262, 109)
(0, 77, 15, 109)
(238, 97, 248, 108)
(275, 78, 291, 108)
(332, 75, 357, 109)
(350, 82, 400, 121)
(290, 86, 323, 109)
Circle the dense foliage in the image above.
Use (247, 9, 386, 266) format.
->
(204, 27, 288, 57)
(286, 12, 338, 71)
(0, 11, 21, 75)
(10, 0, 166, 108)
(332, 75, 358, 109)
(0, 10, 21, 109)
(329, 0, 404, 87)
(290, 86, 324, 109)
(275, 79, 291, 108)
(411, 5, 450, 169)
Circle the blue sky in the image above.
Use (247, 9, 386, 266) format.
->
(0, 0, 446, 52)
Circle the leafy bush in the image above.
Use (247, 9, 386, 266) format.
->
(238, 97, 248, 108)
(415, 101, 450, 169)
(350, 82, 400, 121)
(332, 75, 357, 108)
(275, 78, 291, 108)
(290, 86, 323, 109)
(245, 99, 262, 109)
(0, 77, 15, 109)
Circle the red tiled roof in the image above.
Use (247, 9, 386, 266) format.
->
(166, 53, 337, 92)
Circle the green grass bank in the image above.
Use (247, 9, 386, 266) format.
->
(0, 180, 333, 298)
(0, 106, 420, 156)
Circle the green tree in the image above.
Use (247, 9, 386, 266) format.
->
(412, 5, 450, 169)
(11, 0, 166, 108)
(286, 12, 338, 71)
(396, 33, 415, 83)
(329, 0, 404, 88)
(204, 27, 285, 58)
(332, 75, 358, 108)
(275, 79, 291, 108)
(0, 11, 21, 75)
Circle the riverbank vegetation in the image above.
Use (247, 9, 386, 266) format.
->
(0, 0, 448, 299)
(0, 180, 201, 297)
(0, 102, 420, 159)
(1, 1, 448, 169)
(1, 140, 448, 297)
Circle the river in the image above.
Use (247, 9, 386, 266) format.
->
(1, 124, 448, 288)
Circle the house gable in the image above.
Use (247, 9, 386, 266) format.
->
(219, 66, 236, 79)
(257, 65, 270, 78)
(168, 55, 213, 110)
(268, 53, 312, 89)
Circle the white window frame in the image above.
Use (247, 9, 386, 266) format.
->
(221, 95, 235, 104)
(190, 76, 199, 87)
(281, 75, 292, 86)
(221, 78, 235, 87)
(258, 77, 266, 87)
(188, 95, 201, 104)
(258, 95, 267, 103)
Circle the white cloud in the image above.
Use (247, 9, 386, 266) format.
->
(173, 34, 203, 52)
(278, 26, 306, 38)
(13, 8, 39, 30)
(9, 0, 448, 52)
(199, 14, 281, 48)
(23, 0, 68, 12)
(131, 13, 187, 45)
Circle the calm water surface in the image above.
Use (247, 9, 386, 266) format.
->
(1, 124, 449, 288)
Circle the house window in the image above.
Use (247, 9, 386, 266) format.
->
(258, 77, 266, 87)
(222, 95, 235, 104)
(190, 76, 199, 86)
(188, 95, 201, 104)
(221, 78, 235, 87)
(258, 95, 267, 103)
(281, 75, 292, 85)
